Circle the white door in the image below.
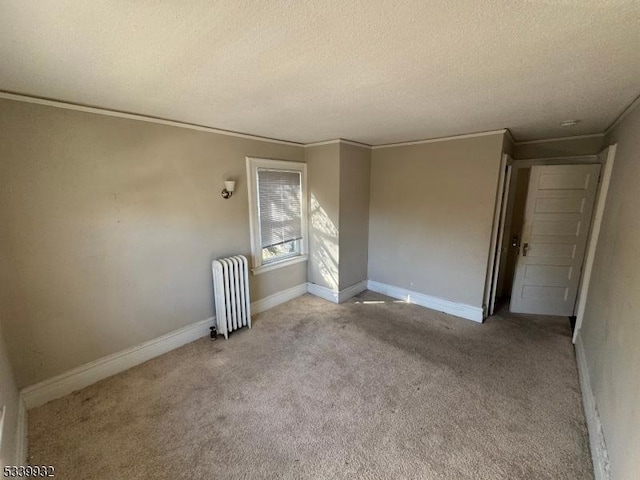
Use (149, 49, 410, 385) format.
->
(510, 164, 601, 316)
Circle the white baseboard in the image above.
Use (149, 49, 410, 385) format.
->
(306, 280, 368, 304)
(251, 283, 308, 314)
(307, 282, 339, 303)
(366, 280, 484, 323)
(20, 282, 311, 411)
(338, 280, 368, 303)
(15, 398, 27, 465)
(575, 334, 610, 480)
(21, 317, 214, 410)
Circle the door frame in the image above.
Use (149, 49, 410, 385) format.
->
(483, 154, 510, 318)
(488, 164, 512, 316)
(572, 144, 617, 343)
(509, 163, 602, 316)
(486, 149, 616, 330)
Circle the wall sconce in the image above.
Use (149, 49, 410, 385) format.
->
(221, 180, 236, 199)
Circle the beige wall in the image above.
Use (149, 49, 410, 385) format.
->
(0, 184, 22, 466)
(0, 322, 20, 466)
(580, 105, 640, 480)
(0, 99, 306, 387)
(305, 142, 371, 292)
(338, 143, 371, 290)
(513, 135, 605, 159)
(502, 132, 515, 157)
(306, 144, 341, 290)
(368, 134, 505, 308)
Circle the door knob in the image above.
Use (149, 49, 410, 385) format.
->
(522, 243, 530, 257)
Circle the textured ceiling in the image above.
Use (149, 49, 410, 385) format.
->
(1, 1, 639, 144)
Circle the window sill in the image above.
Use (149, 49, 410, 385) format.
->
(252, 255, 308, 275)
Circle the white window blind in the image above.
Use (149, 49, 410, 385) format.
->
(257, 169, 303, 249)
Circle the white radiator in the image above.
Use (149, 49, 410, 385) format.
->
(211, 255, 251, 339)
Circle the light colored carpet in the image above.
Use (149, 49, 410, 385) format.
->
(28, 292, 593, 479)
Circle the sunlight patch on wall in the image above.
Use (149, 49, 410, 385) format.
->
(310, 194, 339, 290)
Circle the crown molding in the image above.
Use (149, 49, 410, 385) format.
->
(339, 138, 372, 148)
(504, 128, 516, 145)
(604, 92, 640, 135)
(0, 91, 304, 147)
(371, 129, 508, 149)
(304, 138, 372, 148)
(0, 93, 505, 149)
(8, 88, 630, 149)
(514, 133, 605, 146)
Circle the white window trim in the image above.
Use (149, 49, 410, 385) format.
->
(246, 157, 308, 275)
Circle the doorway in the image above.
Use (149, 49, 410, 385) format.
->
(509, 164, 600, 315)
(490, 147, 615, 318)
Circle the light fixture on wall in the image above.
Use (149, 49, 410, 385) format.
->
(221, 180, 236, 199)
(560, 119, 579, 127)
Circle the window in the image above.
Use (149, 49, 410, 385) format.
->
(246, 157, 308, 274)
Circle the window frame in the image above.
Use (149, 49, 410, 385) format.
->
(246, 157, 308, 275)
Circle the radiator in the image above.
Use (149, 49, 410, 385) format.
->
(211, 255, 251, 339)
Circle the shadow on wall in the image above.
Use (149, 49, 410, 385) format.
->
(310, 194, 338, 290)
